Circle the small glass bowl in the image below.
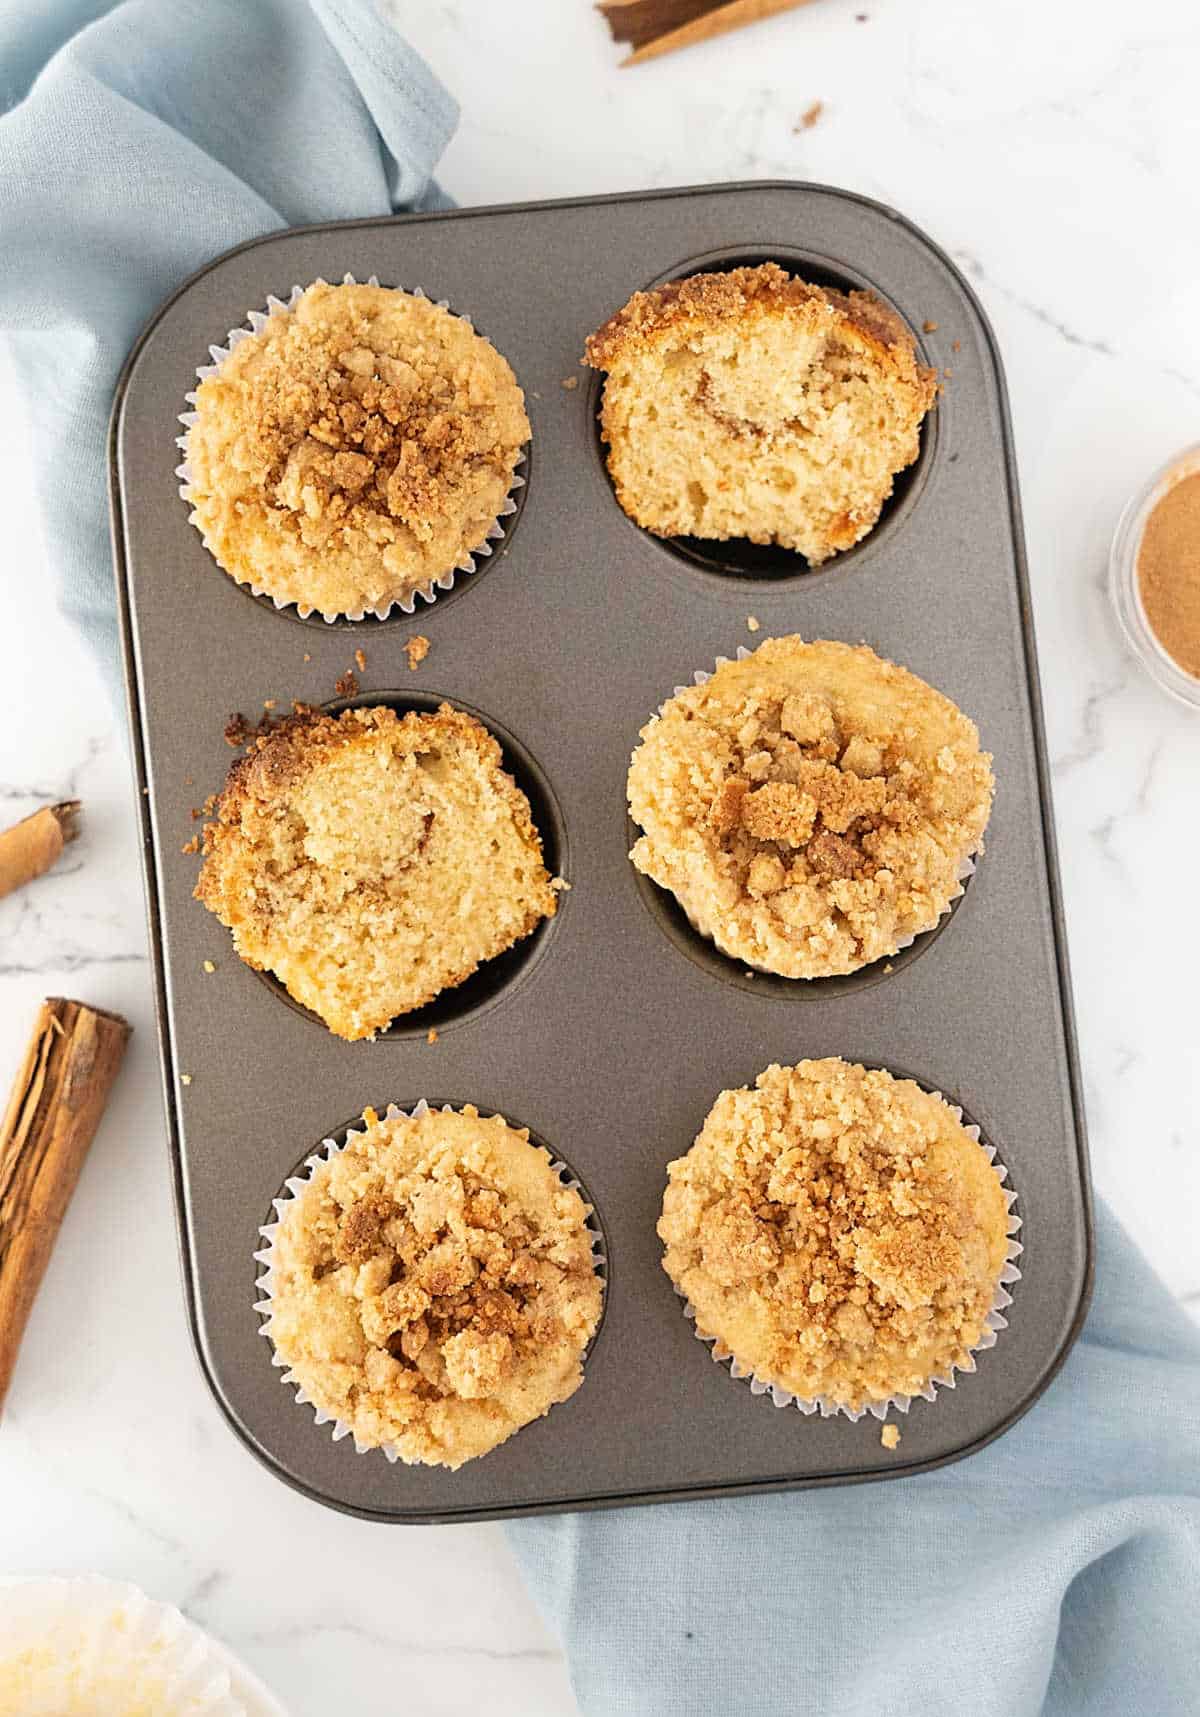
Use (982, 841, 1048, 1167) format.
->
(1109, 445, 1200, 710)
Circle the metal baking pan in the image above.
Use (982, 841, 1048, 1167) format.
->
(109, 182, 1093, 1523)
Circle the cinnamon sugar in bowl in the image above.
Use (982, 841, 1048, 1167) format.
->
(1110, 446, 1200, 709)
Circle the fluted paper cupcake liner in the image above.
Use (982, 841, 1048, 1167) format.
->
(0, 1576, 287, 1716)
(176, 276, 526, 623)
(253, 1100, 606, 1462)
(640, 644, 982, 975)
(676, 1101, 1021, 1423)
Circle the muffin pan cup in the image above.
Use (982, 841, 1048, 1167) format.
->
(109, 182, 1093, 1523)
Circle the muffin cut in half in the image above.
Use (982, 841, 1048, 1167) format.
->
(184, 281, 530, 616)
(196, 703, 558, 1039)
(262, 1105, 603, 1468)
(627, 636, 993, 978)
(585, 263, 937, 563)
(659, 1060, 1013, 1411)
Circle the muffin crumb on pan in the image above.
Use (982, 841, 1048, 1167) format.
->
(585, 262, 936, 563)
(182, 280, 530, 619)
(196, 703, 557, 1039)
(659, 1059, 1016, 1413)
(627, 636, 993, 978)
(258, 1104, 604, 1469)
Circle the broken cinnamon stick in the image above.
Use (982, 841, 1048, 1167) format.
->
(599, 0, 820, 65)
(0, 998, 131, 1416)
(0, 801, 81, 901)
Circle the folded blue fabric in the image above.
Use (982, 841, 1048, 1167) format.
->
(4, 10, 1198, 1716)
(509, 1202, 1200, 1716)
(0, 0, 456, 679)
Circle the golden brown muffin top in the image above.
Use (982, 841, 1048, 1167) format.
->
(659, 1059, 1012, 1409)
(627, 637, 993, 978)
(196, 704, 557, 1039)
(264, 1105, 603, 1469)
(185, 282, 529, 615)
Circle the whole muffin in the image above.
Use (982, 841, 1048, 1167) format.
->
(184, 281, 529, 616)
(584, 262, 936, 563)
(263, 1105, 603, 1468)
(196, 703, 557, 1039)
(659, 1060, 1012, 1410)
(627, 636, 993, 977)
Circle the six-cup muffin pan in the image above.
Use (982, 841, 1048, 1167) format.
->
(109, 182, 1093, 1523)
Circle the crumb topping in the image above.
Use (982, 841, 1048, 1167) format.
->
(195, 704, 557, 1039)
(185, 283, 529, 615)
(266, 1106, 603, 1468)
(627, 637, 993, 978)
(658, 1059, 1011, 1408)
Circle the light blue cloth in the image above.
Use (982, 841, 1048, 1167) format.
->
(0, 0, 456, 677)
(3, 9, 1198, 1715)
(509, 1204, 1200, 1716)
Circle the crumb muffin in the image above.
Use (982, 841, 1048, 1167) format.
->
(659, 1060, 1012, 1409)
(627, 636, 993, 977)
(196, 703, 557, 1039)
(263, 1105, 603, 1468)
(585, 263, 936, 562)
(184, 281, 530, 616)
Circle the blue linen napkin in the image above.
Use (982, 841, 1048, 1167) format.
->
(3, 9, 1198, 1715)
(0, 0, 456, 679)
(509, 1203, 1200, 1716)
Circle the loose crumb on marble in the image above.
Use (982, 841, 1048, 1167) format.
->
(405, 634, 431, 671)
(747, 615, 761, 632)
(304, 652, 312, 662)
(952, 339, 961, 353)
(427, 1027, 439, 1044)
(944, 368, 954, 379)
(561, 376, 579, 390)
(355, 648, 367, 672)
(203, 959, 216, 974)
(263, 699, 277, 711)
(881, 1423, 900, 1450)
(795, 101, 824, 131)
(181, 836, 200, 855)
(335, 669, 359, 699)
(923, 320, 939, 333)
(180, 1073, 193, 1086)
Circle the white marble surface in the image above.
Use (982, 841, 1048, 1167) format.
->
(1, 0, 1198, 1711)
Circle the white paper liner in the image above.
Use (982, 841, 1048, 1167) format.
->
(0, 1576, 286, 1716)
(253, 1101, 607, 1462)
(642, 644, 984, 976)
(176, 275, 526, 623)
(676, 1097, 1022, 1424)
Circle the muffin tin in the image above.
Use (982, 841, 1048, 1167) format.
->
(109, 182, 1093, 1523)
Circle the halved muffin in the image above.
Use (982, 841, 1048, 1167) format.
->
(196, 704, 557, 1038)
(585, 263, 936, 563)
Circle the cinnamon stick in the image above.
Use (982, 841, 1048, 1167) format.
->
(600, 0, 821, 64)
(0, 801, 81, 901)
(0, 998, 131, 1416)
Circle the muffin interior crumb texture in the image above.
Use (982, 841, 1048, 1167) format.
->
(585, 263, 936, 563)
(196, 703, 557, 1040)
(185, 281, 530, 615)
(658, 1059, 1011, 1410)
(627, 636, 993, 978)
(265, 1106, 603, 1468)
